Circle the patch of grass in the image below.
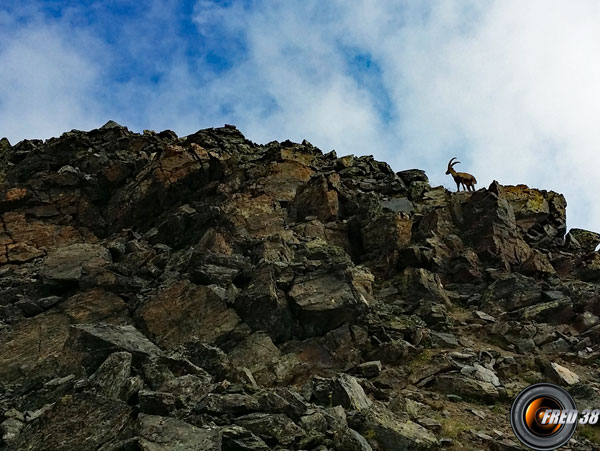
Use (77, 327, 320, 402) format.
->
(520, 370, 544, 385)
(408, 349, 435, 369)
(483, 334, 508, 350)
(578, 425, 600, 444)
(362, 429, 377, 441)
(440, 418, 471, 439)
(490, 402, 508, 415)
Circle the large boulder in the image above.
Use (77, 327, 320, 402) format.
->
(460, 182, 531, 269)
(65, 323, 163, 372)
(234, 267, 292, 342)
(288, 267, 373, 337)
(359, 403, 439, 451)
(361, 212, 412, 254)
(40, 243, 111, 285)
(313, 374, 372, 411)
(294, 174, 340, 222)
(136, 280, 241, 349)
(135, 414, 221, 450)
(12, 392, 133, 451)
(0, 312, 71, 384)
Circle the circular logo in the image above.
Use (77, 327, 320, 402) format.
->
(510, 383, 578, 450)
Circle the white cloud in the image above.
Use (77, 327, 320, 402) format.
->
(3, 1, 600, 231)
(190, 0, 600, 230)
(0, 18, 106, 142)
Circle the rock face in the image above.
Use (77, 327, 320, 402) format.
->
(0, 123, 599, 450)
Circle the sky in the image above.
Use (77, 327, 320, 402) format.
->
(1, 1, 600, 232)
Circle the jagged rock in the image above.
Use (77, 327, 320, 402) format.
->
(0, 312, 71, 383)
(256, 388, 309, 420)
(294, 174, 339, 222)
(58, 289, 129, 324)
(222, 193, 285, 238)
(354, 361, 383, 378)
(40, 243, 111, 285)
(15, 296, 62, 317)
(480, 273, 541, 311)
(195, 393, 260, 415)
(434, 374, 499, 402)
(575, 311, 600, 332)
(381, 197, 414, 214)
(371, 339, 416, 364)
(473, 311, 496, 323)
(313, 374, 372, 411)
(359, 402, 439, 450)
(361, 212, 412, 253)
(12, 392, 133, 451)
(66, 323, 163, 371)
(498, 185, 550, 231)
(221, 425, 270, 451)
(183, 342, 231, 381)
(510, 299, 574, 323)
(159, 374, 212, 409)
(234, 267, 292, 342)
(395, 268, 451, 307)
(0, 137, 10, 151)
(136, 414, 221, 450)
(228, 332, 280, 386)
(136, 280, 241, 349)
(519, 250, 556, 275)
(138, 390, 177, 415)
(334, 427, 373, 451)
(576, 252, 600, 281)
(566, 228, 600, 251)
(288, 268, 373, 337)
(0, 410, 24, 445)
(461, 183, 532, 268)
(431, 331, 459, 348)
(416, 417, 442, 433)
(397, 169, 429, 185)
(460, 363, 501, 387)
(235, 412, 305, 446)
(543, 362, 581, 386)
(90, 351, 132, 400)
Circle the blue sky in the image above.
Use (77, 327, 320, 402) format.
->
(2, 1, 600, 232)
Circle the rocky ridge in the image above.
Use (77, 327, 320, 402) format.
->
(0, 122, 599, 450)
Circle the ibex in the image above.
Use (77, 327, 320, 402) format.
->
(446, 157, 477, 192)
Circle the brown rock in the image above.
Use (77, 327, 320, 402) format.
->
(546, 362, 580, 386)
(434, 374, 499, 402)
(260, 161, 313, 201)
(566, 228, 600, 251)
(234, 267, 292, 342)
(499, 184, 550, 231)
(289, 268, 373, 337)
(65, 323, 163, 371)
(12, 392, 133, 451)
(0, 312, 71, 383)
(294, 174, 339, 222)
(136, 414, 221, 450)
(461, 184, 532, 269)
(40, 243, 111, 283)
(137, 280, 241, 349)
(362, 212, 412, 253)
(59, 289, 129, 324)
(223, 193, 285, 237)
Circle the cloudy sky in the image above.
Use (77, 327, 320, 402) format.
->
(1, 1, 599, 231)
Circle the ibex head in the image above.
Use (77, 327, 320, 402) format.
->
(446, 157, 460, 175)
